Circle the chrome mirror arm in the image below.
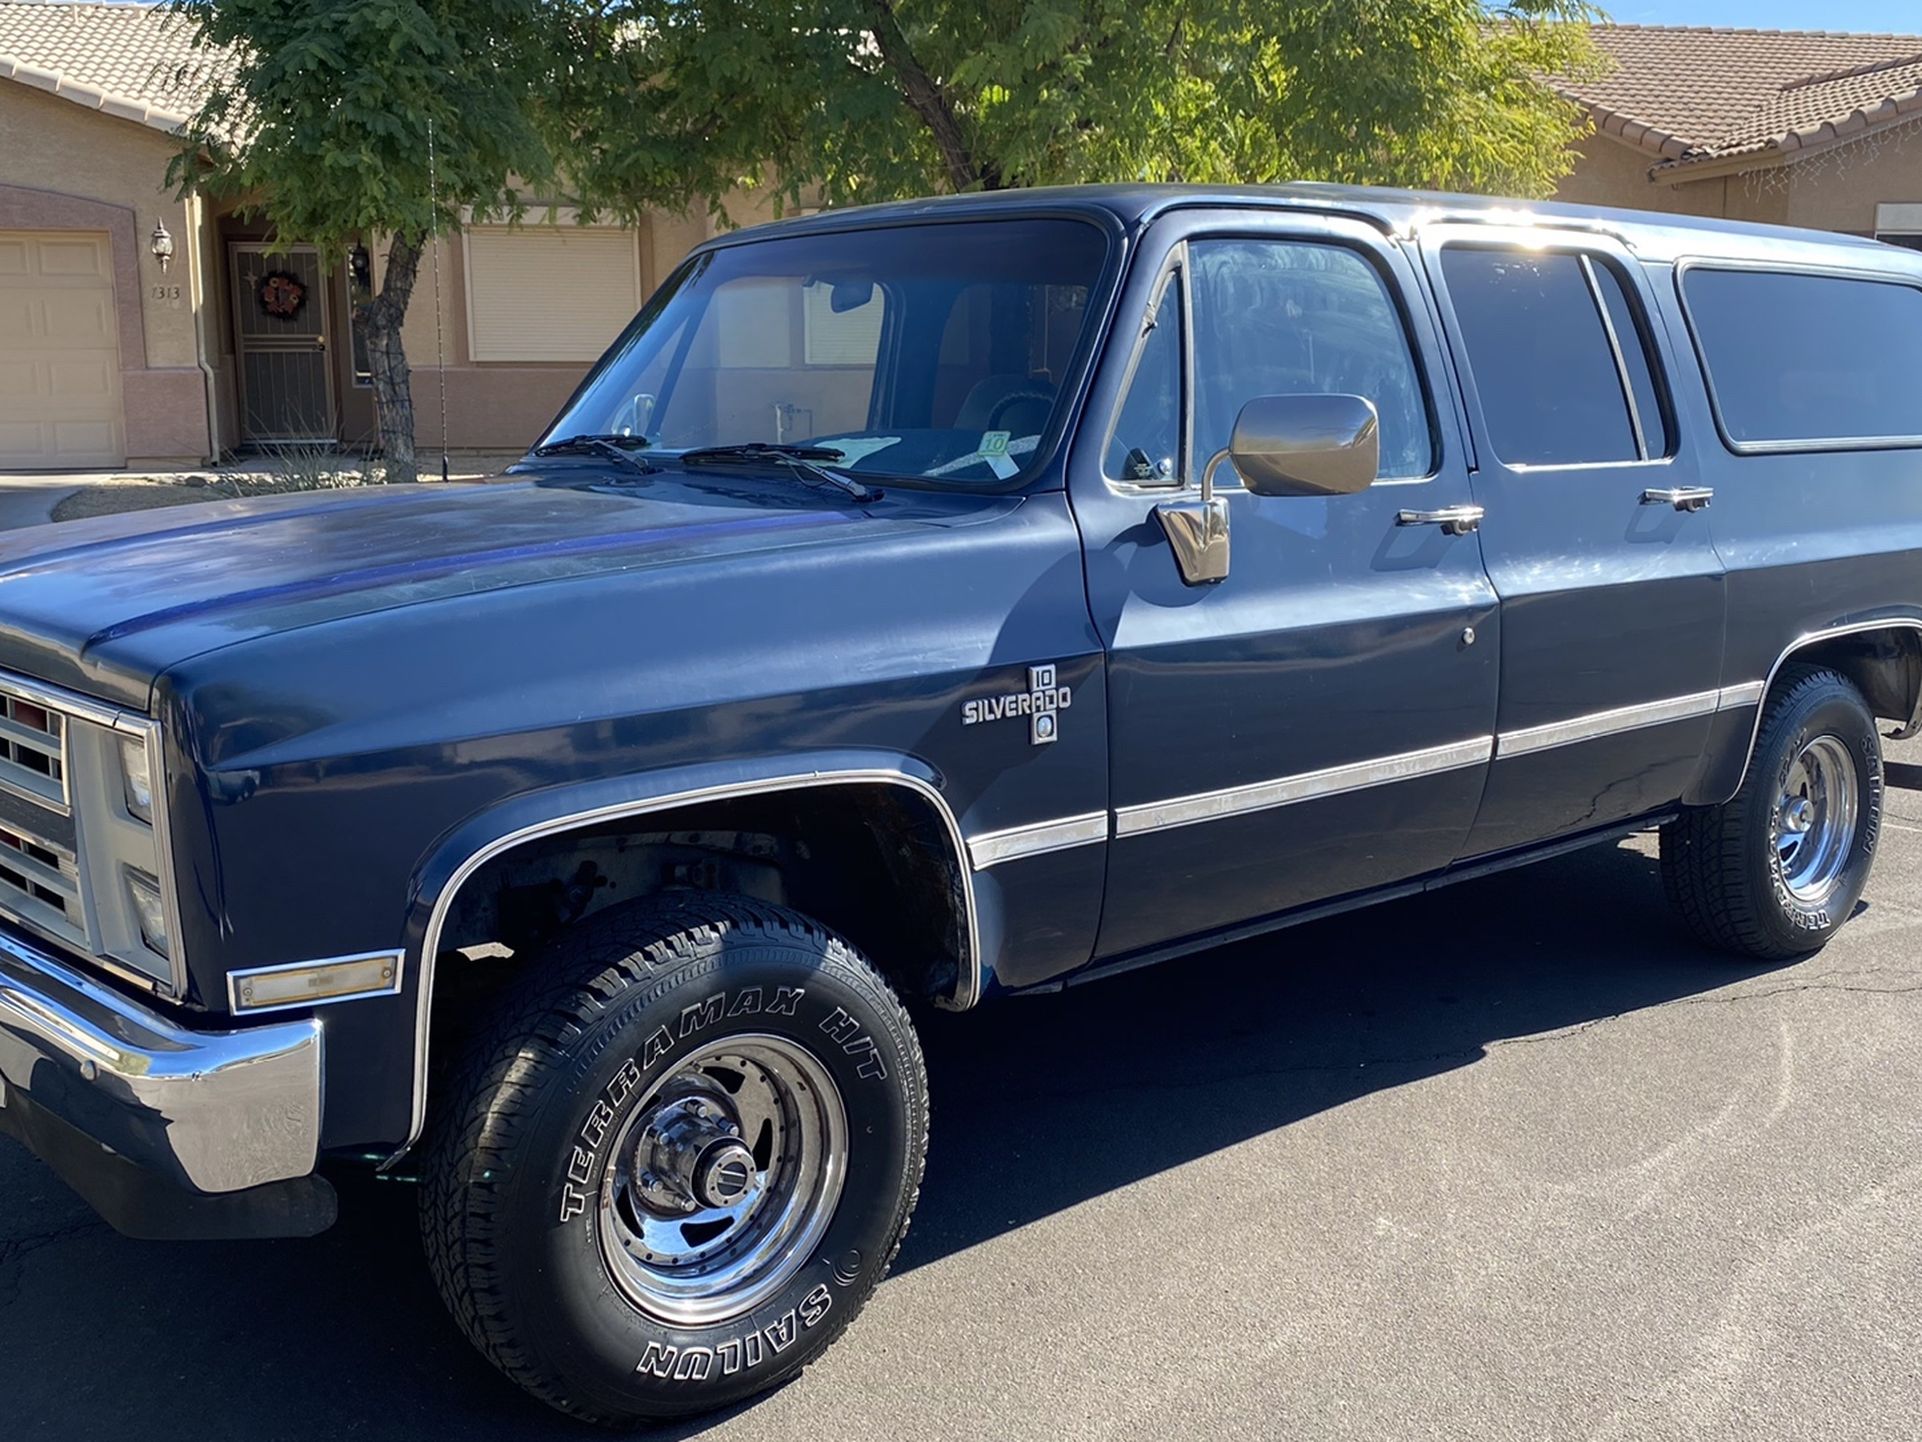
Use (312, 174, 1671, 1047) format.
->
(1154, 448, 1233, 587)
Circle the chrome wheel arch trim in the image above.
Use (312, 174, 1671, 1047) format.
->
(386, 764, 979, 1169)
(1726, 617, 1922, 797)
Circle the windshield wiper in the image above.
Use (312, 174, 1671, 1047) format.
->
(530, 433, 655, 475)
(675, 443, 883, 503)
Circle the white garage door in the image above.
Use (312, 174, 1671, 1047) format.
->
(0, 232, 124, 470)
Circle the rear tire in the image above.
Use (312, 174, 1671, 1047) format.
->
(1661, 665, 1883, 959)
(420, 894, 927, 1425)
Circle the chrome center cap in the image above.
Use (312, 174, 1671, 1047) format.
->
(632, 1094, 746, 1215)
(693, 1139, 758, 1208)
(1783, 797, 1815, 835)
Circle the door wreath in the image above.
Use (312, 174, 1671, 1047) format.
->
(258, 269, 308, 320)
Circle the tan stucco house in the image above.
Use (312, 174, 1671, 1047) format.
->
(9, 7, 1922, 472)
(0, 0, 733, 471)
(1554, 24, 1922, 245)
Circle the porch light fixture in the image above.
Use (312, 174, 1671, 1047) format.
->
(150, 219, 174, 273)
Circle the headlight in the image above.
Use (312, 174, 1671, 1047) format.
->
(118, 733, 153, 823)
(124, 866, 170, 957)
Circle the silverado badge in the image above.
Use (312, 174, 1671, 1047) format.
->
(962, 665, 1072, 745)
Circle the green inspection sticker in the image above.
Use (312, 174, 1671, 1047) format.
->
(980, 430, 1010, 456)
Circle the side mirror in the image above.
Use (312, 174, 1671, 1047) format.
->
(1154, 393, 1380, 586)
(616, 391, 656, 438)
(1216, 393, 1380, 498)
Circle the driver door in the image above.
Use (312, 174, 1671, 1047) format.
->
(1069, 212, 1502, 960)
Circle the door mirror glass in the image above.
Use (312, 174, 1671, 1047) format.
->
(616, 392, 656, 438)
(1219, 393, 1380, 497)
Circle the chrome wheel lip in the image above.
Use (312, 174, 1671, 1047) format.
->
(597, 1033, 848, 1328)
(1773, 733, 1859, 906)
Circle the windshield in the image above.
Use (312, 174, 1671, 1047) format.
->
(540, 218, 1111, 488)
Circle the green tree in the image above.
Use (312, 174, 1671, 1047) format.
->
(555, 1, 1601, 217)
(168, 0, 558, 477)
(172, 1, 1598, 471)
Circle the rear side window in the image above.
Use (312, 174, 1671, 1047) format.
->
(1440, 248, 1669, 467)
(1682, 267, 1922, 448)
(1591, 263, 1670, 459)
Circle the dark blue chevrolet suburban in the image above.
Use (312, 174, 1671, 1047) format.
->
(3, 185, 1920, 1423)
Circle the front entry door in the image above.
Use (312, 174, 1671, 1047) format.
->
(1419, 225, 1727, 858)
(230, 243, 333, 442)
(1071, 212, 1502, 961)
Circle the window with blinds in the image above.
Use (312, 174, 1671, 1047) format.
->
(464, 226, 642, 362)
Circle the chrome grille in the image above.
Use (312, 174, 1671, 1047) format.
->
(0, 818, 84, 949)
(0, 670, 183, 996)
(0, 692, 67, 809)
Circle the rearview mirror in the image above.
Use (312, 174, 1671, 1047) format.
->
(828, 278, 875, 313)
(1213, 393, 1380, 498)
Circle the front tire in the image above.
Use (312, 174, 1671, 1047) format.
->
(420, 895, 927, 1425)
(1661, 665, 1883, 959)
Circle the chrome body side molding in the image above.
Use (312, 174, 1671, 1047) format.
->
(389, 766, 979, 1168)
(1114, 736, 1495, 837)
(1495, 688, 1725, 758)
(967, 812, 1109, 869)
(1098, 683, 1778, 847)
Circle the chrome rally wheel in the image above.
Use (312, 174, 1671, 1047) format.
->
(599, 1035, 848, 1326)
(1772, 734, 1859, 907)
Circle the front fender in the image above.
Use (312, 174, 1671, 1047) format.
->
(389, 747, 984, 1167)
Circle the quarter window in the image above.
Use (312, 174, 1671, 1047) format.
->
(1189, 240, 1433, 481)
(1682, 267, 1922, 447)
(1105, 275, 1181, 483)
(1440, 248, 1669, 467)
(1590, 261, 1670, 460)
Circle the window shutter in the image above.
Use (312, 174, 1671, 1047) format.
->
(464, 227, 640, 362)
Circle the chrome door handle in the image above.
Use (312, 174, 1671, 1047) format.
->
(1396, 504, 1484, 536)
(1642, 486, 1713, 512)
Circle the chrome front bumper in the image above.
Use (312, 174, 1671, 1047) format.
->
(0, 922, 321, 1198)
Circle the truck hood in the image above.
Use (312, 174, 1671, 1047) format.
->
(0, 471, 987, 709)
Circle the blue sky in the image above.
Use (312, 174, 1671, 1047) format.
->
(1609, 1, 1917, 30)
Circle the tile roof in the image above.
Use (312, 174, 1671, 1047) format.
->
(0, 0, 231, 135)
(1558, 24, 1922, 170)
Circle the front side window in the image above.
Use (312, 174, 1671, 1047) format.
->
(1188, 240, 1433, 481)
(1683, 266, 1922, 447)
(544, 218, 1110, 488)
(1441, 248, 1671, 467)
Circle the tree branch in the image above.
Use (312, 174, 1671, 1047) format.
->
(863, 0, 987, 191)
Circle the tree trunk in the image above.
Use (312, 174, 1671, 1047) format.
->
(355, 231, 424, 482)
(864, 0, 988, 192)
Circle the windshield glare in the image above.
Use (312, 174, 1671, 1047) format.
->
(542, 218, 1110, 488)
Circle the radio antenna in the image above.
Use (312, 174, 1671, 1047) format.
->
(427, 116, 449, 483)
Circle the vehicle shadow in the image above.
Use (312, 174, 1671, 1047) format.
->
(899, 836, 1779, 1274)
(0, 838, 1779, 1440)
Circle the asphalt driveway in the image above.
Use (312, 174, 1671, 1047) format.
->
(5, 743, 1920, 1440)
